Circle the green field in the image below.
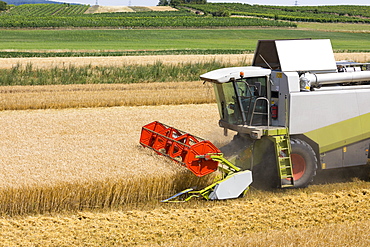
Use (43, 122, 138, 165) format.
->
(1, 29, 369, 51)
(0, 3, 369, 53)
(186, 3, 370, 23)
(298, 22, 370, 32)
(0, 4, 294, 28)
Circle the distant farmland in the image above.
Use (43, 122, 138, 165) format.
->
(1, 3, 370, 246)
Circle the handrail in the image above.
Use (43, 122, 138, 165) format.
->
(249, 97, 270, 127)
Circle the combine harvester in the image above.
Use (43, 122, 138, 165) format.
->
(140, 39, 370, 202)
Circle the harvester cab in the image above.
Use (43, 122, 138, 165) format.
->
(140, 39, 370, 202)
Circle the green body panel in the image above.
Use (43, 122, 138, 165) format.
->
(304, 112, 370, 153)
(264, 128, 289, 136)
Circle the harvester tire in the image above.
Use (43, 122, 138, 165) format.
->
(283, 138, 317, 188)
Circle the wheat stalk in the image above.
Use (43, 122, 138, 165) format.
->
(0, 104, 228, 215)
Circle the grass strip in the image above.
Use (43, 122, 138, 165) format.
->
(0, 60, 246, 86)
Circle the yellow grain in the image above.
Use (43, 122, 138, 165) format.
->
(0, 54, 252, 70)
(0, 81, 215, 110)
(0, 182, 369, 246)
(0, 104, 231, 214)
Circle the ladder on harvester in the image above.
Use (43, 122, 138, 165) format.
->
(266, 128, 295, 188)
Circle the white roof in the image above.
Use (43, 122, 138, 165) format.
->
(200, 66, 271, 83)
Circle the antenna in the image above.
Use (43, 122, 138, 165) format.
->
(259, 54, 273, 70)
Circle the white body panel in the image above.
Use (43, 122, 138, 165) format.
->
(275, 39, 337, 72)
(209, 170, 252, 200)
(289, 86, 370, 134)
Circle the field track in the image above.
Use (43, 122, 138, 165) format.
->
(0, 53, 369, 69)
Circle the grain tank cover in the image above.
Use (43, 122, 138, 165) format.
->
(252, 39, 337, 72)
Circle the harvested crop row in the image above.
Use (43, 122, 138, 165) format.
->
(0, 104, 231, 215)
(0, 81, 215, 110)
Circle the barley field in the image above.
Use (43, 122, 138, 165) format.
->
(0, 104, 230, 215)
(1, 53, 370, 246)
(1, 103, 370, 245)
(0, 181, 369, 246)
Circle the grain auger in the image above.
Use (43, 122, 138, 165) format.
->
(139, 121, 253, 202)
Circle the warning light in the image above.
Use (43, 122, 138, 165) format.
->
(240, 71, 244, 78)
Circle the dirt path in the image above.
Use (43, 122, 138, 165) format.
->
(0, 53, 368, 69)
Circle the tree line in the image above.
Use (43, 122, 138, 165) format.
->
(0, 1, 7, 11)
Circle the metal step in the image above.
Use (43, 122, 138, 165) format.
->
(269, 132, 295, 188)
